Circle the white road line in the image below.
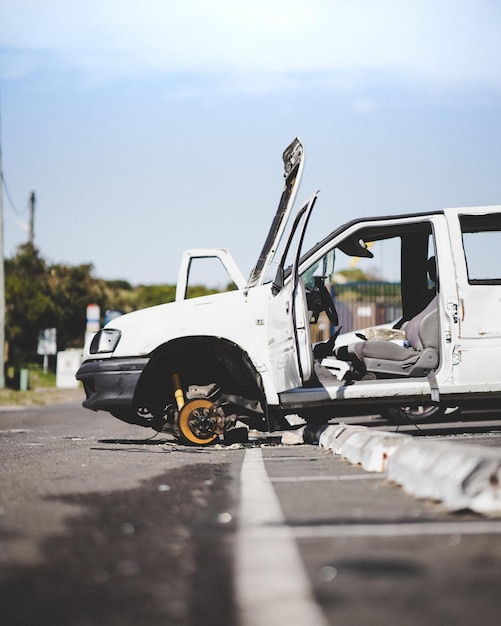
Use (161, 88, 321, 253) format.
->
(235, 448, 328, 626)
(270, 474, 380, 482)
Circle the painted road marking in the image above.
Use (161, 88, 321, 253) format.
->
(235, 447, 328, 626)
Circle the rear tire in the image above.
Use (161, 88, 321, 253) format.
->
(384, 405, 459, 423)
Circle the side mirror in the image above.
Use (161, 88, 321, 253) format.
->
(272, 266, 284, 295)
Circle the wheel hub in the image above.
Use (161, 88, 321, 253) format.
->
(177, 399, 219, 445)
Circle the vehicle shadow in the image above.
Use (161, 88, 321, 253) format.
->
(348, 409, 501, 438)
(98, 437, 172, 445)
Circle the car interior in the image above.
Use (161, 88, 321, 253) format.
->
(305, 220, 440, 382)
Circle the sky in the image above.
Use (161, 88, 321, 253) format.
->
(1, 0, 500, 286)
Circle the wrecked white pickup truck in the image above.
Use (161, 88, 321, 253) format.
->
(76, 138, 501, 444)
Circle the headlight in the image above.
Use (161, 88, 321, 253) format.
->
(89, 329, 121, 354)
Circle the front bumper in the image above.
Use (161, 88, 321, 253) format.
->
(76, 357, 150, 411)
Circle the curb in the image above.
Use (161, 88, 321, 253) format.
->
(284, 423, 501, 516)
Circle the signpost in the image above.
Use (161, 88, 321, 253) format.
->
(37, 327, 57, 373)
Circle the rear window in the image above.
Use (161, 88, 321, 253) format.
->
(460, 213, 501, 284)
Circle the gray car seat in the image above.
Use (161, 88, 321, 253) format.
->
(339, 296, 439, 377)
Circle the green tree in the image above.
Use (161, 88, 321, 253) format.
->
(5, 245, 109, 356)
(5, 244, 57, 356)
(133, 284, 177, 309)
(337, 268, 372, 282)
(48, 263, 108, 348)
(4, 244, 232, 361)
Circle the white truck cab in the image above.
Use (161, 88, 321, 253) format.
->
(77, 139, 501, 444)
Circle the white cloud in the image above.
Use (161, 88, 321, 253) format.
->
(1, 0, 501, 93)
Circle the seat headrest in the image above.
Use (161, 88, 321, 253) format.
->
(427, 256, 437, 284)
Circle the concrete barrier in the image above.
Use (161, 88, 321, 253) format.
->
(386, 439, 501, 515)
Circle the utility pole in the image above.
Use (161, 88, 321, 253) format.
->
(0, 107, 6, 388)
(29, 191, 35, 245)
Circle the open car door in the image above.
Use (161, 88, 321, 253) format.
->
(266, 193, 318, 392)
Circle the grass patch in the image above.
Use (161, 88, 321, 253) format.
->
(0, 363, 83, 406)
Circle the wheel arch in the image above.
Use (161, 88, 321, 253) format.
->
(133, 335, 268, 421)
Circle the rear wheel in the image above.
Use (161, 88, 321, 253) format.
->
(384, 405, 459, 423)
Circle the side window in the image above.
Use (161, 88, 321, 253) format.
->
(184, 257, 238, 299)
(460, 214, 501, 284)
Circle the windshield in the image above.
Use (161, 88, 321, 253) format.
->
(300, 249, 336, 290)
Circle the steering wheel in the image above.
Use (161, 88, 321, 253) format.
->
(309, 277, 338, 326)
(319, 282, 339, 325)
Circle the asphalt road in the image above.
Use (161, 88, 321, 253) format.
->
(1, 398, 501, 625)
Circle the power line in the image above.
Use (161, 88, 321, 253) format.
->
(1, 171, 27, 215)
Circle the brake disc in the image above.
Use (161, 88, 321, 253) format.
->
(177, 398, 220, 445)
